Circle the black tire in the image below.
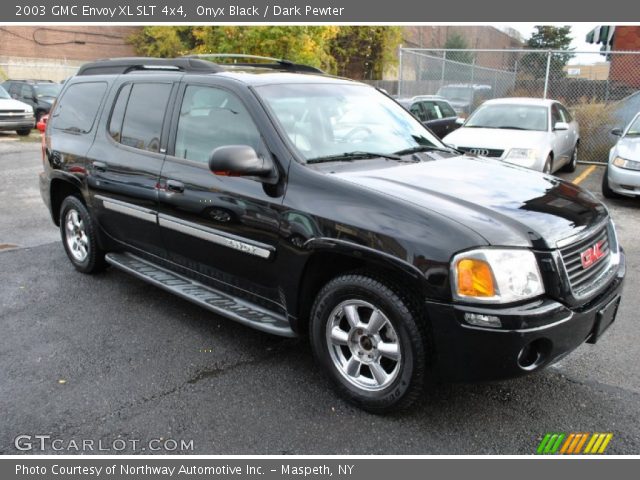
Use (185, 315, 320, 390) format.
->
(602, 166, 622, 199)
(59, 196, 107, 273)
(543, 155, 553, 174)
(562, 144, 578, 173)
(16, 128, 31, 136)
(309, 273, 429, 413)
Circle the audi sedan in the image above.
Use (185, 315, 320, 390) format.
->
(602, 112, 640, 198)
(443, 98, 580, 174)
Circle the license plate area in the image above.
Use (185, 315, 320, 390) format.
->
(587, 295, 620, 344)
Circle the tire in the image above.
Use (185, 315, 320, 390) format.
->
(543, 155, 553, 174)
(59, 196, 107, 273)
(602, 166, 622, 199)
(16, 128, 31, 136)
(562, 144, 578, 173)
(309, 273, 429, 413)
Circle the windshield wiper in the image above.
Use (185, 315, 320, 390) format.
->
(307, 151, 402, 164)
(393, 145, 460, 156)
(496, 126, 528, 130)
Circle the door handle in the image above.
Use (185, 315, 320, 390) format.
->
(166, 180, 185, 193)
(92, 161, 107, 172)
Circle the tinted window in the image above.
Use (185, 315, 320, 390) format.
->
(20, 84, 33, 99)
(120, 83, 172, 152)
(109, 84, 132, 142)
(409, 103, 426, 122)
(437, 101, 456, 118)
(51, 82, 107, 134)
(551, 104, 563, 126)
(174, 85, 265, 163)
(422, 101, 441, 121)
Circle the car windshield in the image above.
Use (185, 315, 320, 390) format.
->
(626, 116, 640, 136)
(465, 104, 548, 131)
(34, 83, 61, 98)
(255, 83, 444, 162)
(0, 86, 10, 99)
(437, 87, 472, 102)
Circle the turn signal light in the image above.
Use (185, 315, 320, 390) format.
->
(457, 258, 496, 297)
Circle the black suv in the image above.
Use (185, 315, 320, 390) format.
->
(39, 56, 625, 412)
(3, 79, 61, 122)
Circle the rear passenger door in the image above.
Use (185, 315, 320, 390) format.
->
(157, 82, 287, 309)
(87, 78, 176, 256)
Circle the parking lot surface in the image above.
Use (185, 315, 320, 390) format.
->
(1, 136, 639, 454)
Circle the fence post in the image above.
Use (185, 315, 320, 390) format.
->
(440, 51, 447, 89)
(470, 57, 476, 85)
(397, 45, 403, 97)
(543, 50, 552, 99)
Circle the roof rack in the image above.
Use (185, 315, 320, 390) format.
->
(183, 54, 324, 74)
(76, 57, 223, 76)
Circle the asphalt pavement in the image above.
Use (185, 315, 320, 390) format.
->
(1, 136, 638, 454)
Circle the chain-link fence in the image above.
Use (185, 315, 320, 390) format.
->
(398, 48, 640, 162)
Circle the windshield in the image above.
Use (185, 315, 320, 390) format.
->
(465, 104, 548, 131)
(437, 86, 472, 102)
(626, 115, 640, 136)
(34, 83, 61, 98)
(0, 86, 10, 99)
(255, 83, 443, 162)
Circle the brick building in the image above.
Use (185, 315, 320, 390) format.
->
(587, 25, 640, 88)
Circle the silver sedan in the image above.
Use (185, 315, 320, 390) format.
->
(603, 112, 640, 198)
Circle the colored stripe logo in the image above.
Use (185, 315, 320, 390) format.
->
(537, 433, 613, 454)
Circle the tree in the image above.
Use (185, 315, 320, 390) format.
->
(520, 25, 575, 80)
(129, 26, 401, 78)
(443, 33, 475, 64)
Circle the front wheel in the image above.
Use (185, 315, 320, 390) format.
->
(59, 196, 106, 273)
(310, 274, 429, 413)
(602, 166, 622, 199)
(16, 128, 31, 136)
(562, 144, 578, 172)
(543, 155, 553, 174)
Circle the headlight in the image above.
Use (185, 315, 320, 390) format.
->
(506, 148, 539, 163)
(451, 248, 544, 304)
(613, 156, 640, 171)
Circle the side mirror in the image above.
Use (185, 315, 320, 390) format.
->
(610, 128, 623, 137)
(455, 117, 465, 125)
(554, 121, 569, 131)
(209, 145, 276, 182)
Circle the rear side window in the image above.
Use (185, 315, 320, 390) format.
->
(51, 82, 107, 134)
(437, 101, 456, 118)
(119, 83, 172, 153)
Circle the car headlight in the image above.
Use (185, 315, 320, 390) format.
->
(451, 248, 544, 304)
(613, 156, 640, 171)
(506, 148, 539, 163)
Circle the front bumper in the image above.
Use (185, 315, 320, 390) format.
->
(427, 250, 625, 383)
(0, 117, 35, 131)
(608, 163, 640, 196)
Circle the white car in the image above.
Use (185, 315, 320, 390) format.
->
(443, 98, 580, 173)
(603, 112, 640, 198)
(0, 85, 35, 136)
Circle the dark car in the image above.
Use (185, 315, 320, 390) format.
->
(2, 79, 61, 123)
(436, 83, 492, 116)
(39, 57, 625, 413)
(396, 95, 461, 138)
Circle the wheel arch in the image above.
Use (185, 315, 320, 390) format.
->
(49, 176, 85, 226)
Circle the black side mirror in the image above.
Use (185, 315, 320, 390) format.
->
(610, 128, 623, 137)
(209, 145, 276, 183)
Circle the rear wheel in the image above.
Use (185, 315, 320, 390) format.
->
(602, 166, 622, 199)
(59, 196, 106, 273)
(16, 128, 31, 136)
(310, 273, 429, 413)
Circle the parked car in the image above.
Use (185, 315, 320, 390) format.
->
(396, 96, 461, 138)
(436, 83, 492, 116)
(0, 85, 35, 136)
(2, 79, 61, 123)
(602, 112, 640, 198)
(40, 57, 624, 413)
(444, 98, 580, 173)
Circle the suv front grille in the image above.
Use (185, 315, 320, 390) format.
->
(560, 225, 611, 294)
(458, 147, 504, 158)
(0, 110, 29, 120)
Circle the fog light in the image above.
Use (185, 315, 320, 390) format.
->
(464, 312, 501, 328)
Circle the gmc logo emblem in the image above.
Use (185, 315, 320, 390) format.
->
(581, 241, 606, 269)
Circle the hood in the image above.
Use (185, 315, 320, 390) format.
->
(0, 98, 32, 111)
(444, 127, 549, 151)
(37, 96, 56, 105)
(331, 155, 607, 249)
(616, 135, 640, 160)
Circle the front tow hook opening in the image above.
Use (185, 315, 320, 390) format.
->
(517, 338, 552, 371)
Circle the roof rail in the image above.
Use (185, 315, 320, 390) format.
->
(183, 54, 324, 74)
(76, 57, 223, 76)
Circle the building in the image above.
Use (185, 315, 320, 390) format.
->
(563, 62, 610, 81)
(586, 25, 640, 88)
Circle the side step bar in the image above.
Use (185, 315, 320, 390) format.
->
(105, 252, 296, 338)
